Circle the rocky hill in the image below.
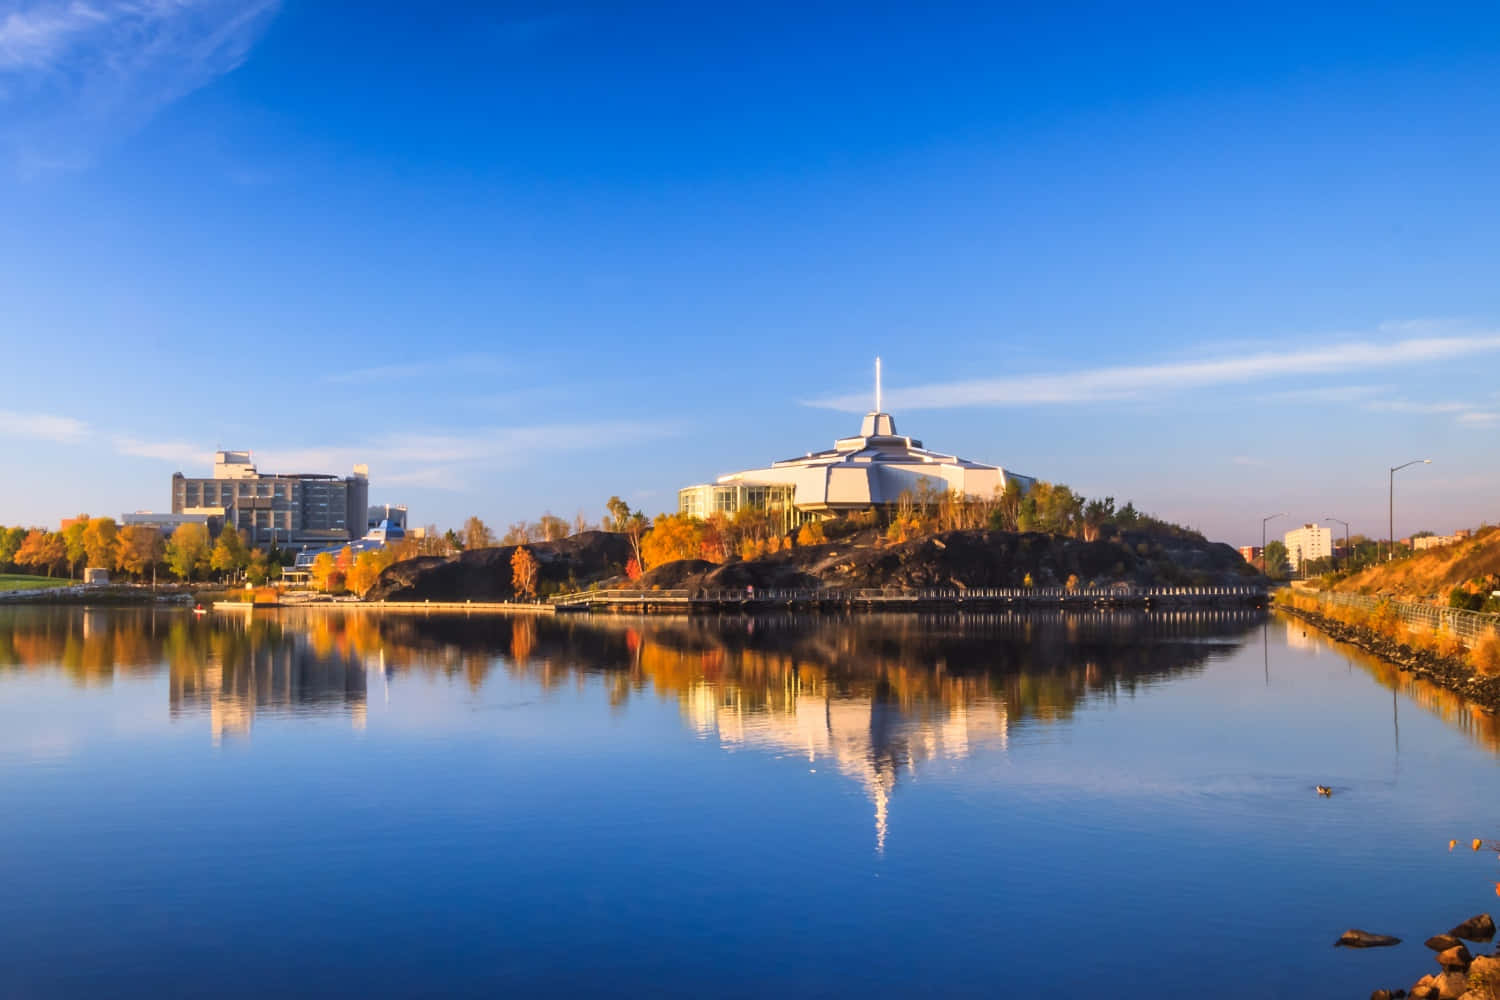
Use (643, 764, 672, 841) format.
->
(367, 526, 1258, 603)
(637, 527, 1258, 593)
(366, 531, 632, 602)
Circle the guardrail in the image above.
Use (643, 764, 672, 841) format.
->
(549, 585, 1266, 609)
(1295, 590, 1500, 646)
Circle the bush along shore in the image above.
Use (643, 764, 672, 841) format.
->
(1277, 592, 1500, 712)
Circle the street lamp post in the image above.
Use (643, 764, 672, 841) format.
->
(1325, 517, 1350, 573)
(1261, 511, 1287, 575)
(1388, 459, 1432, 562)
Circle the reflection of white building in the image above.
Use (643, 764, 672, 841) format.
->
(684, 677, 1009, 853)
(678, 360, 1035, 529)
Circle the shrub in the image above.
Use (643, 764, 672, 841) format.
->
(1472, 633, 1500, 676)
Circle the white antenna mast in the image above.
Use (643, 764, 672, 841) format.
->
(875, 356, 882, 412)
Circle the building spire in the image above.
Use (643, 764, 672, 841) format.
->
(875, 356, 882, 413)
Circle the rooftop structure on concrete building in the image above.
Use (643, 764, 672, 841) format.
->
(679, 359, 1036, 530)
(172, 450, 369, 548)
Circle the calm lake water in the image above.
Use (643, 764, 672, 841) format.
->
(2, 606, 1498, 998)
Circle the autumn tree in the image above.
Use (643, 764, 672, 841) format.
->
(62, 516, 89, 578)
(165, 523, 210, 581)
(346, 550, 383, 596)
(538, 513, 569, 542)
(0, 526, 26, 571)
(511, 546, 539, 600)
(310, 551, 338, 592)
(796, 521, 826, 547)
(116, 525, 163, 579)
(573, 510, 590, 535)
(605, 496, 632, 532)
(641, 513, 704, 568)
(209, 527, 249, 579)
(462, 516, 495, 550)
(82, 517, 120, 571)
(15, 529, 65, 577)
(623, 511, 648, 571)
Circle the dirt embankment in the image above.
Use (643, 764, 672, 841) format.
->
(637, 527, 1259, 593)
(366, 531, 632, 602)
(1333, 526, 1500, 602)
(1280, 603, 1500, 712)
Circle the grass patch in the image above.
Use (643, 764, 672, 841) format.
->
(0, 574, 67, 592)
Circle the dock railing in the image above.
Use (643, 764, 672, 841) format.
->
(549, 584, 1266, 610)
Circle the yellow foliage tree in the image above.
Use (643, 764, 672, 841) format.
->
(641, 513, 703, 569)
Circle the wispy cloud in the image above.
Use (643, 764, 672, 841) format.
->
(1, 0, 280, 174)
(0, 408, 88, 442)
(1458, 411, 1500, 425)
(1258, 384, 1388, 404)
(808, 328, 1500, 412)
(112, 436, 211, 465)
(320, 354, 508, 385)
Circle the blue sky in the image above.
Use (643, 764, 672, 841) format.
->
(2, 1, 1499, 546)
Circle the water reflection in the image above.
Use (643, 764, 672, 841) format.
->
(1278, 614, 1500, 757)
(1, 606, 1271, 840)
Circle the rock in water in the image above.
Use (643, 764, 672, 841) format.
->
(1448, 913, 1496, 941)
(1336, 928, 1403, 948)
(1431, 969, 1466, 999)
(1425, 934, 1462, 952)
(1434, 944, 1472, 970)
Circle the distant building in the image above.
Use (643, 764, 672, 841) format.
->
(1413, 530, 1472, 551)
(121, 510, 225, 538)
(367, 504, 408, 532)
(1284, 523, 1333, 572)
(171, 451, 369, 547)
(82, 568, 109, 585)
(678, 363, 1034, 530)
(1238, 545, 1262, 565)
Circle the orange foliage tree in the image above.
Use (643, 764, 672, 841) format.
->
(511, 546, 539, 600)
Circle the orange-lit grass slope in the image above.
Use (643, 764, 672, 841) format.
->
(1333, 526, 1500, 601)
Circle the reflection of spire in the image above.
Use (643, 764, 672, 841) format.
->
(689, 672, 1008, 855)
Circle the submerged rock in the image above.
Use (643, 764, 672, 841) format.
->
(1427, 935, 1463, 952)
(1338, 928, 1403, 948)
(1449, 914, 1496, 942)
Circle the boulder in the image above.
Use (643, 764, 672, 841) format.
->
(1338, 928, 1403, 948)
(1437, 944, 1474, 970)
(1412, 976, 1438, 999)
(1429, 935, 1464, 952)
(1372, 990, 1392, 1000)
(1451, 915, 1497, 942)
(1434, 970, 1467, 999)
(1469, 954, 1500, 995)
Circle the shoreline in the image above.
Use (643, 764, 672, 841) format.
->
(1278, 603, 1500, 712)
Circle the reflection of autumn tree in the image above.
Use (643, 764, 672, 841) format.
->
(510, 617, 536, 667)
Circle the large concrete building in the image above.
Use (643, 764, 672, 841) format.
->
(171, 451, 370, 547)
(1283, 523, 1333, 573)
(679, 363, 1035, 529)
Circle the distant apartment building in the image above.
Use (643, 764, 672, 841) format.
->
(171, 450, 369, 547)
(1412, 529, 1473, 552)
(1238, 545, 1262, 565)
(1283, 523, 1333, 573)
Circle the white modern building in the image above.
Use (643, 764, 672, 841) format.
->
(1284, 523, 1333, 572)
(679, 360, 1035, 529)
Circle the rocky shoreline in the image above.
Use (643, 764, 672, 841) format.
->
(1278, 605, 1500, 713)
(1352, 913, 1500, 999)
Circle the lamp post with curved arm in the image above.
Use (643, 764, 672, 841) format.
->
(1325, 517, 1350, 572)
(1388, 460, 1432, 562)
(1261, 512, 1287, 575)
